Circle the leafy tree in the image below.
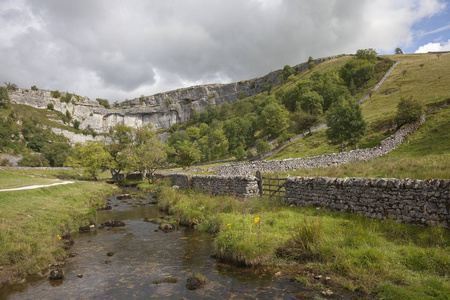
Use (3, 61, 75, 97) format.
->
(310, 71, 349, 111)
(260, 102, 290, 138)
(281, 86, 301, 112)
(326, 99, 366, 147)
(395, 48, 404, 55)
(281, 65, 294, 82)
(169, 140, 202, 168)
(41, 142, 73, 167)
(65, 141, 113, 180)
(340, 59, 375, 90)
(299, 91, 323, 115)
(232, 144, 246, 160)
(31, 85, 38, 91)
(395, 96, 424, 128)
(355, 48, 378, 62)
(293, 110, 321, 134)
(307, 56, 315, 71)
(255, 139, 270, 155)
(106, 124, 134, 176)
(0, 87, 10, 108)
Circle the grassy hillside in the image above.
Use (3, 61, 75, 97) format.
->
(264, 53, 450, 179)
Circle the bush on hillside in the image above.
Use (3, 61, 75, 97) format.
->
(395, 96, 424, 128)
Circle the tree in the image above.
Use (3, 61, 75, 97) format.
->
(281, 65, 294, 82)
(326, 99, 366, 147)
(4, 82, 18, 91)
(255, 139, 270, 154)
(41, 142, 73, 167)
(128, 138, 167, 181)
(169, 140, 202, 168)
(106, 124, 134, 177)
(395, 48, 404, 55)
(307, 56, 315, 71)
(65, 141, 113, 180)
(260, 102, 290, 138)
(0, 87, 10, 108)
(395, 96, 424, 128)
(293, 110, 321, 134)
(299, 91, 324, 115)
(355, 48, 378, 62)
(340, 59, 375, 90)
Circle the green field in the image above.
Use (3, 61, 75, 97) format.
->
(0, 175, 115, 285)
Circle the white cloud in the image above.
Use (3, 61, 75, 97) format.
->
(0, 0, 447, 101)
(415, 39, 450, 52)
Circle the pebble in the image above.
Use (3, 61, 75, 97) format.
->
(77, 274, 83, 278)
(321, 289, 334, 296)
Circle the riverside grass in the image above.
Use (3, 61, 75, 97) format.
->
(0, 180, 115, 284)
(150, 184, 450, 299)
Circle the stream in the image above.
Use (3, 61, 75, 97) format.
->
(2, 189, 351, 299)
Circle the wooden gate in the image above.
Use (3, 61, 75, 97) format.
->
(256, 171, 287, 197)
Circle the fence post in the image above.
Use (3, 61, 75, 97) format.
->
(256, 171, 263, 196)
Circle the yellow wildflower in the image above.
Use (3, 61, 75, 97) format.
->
(57, 234, 62, 240)
(254, 217, 260, 224)
(226, 223, 232, 229)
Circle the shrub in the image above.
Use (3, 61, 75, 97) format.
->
(31, 85, 38, 91)
(47, 103, 54, 111)
(60, 93, 72, 103)
(0, 86, 10, 108)
(51, 90, 61, 98)
(73, 120, 80, 130)
(255, 139, 270, 154)
(395, 96, 424, 128)
(96, 98, 110, 109)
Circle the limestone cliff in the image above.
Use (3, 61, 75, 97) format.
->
(9, 55, 348, 136)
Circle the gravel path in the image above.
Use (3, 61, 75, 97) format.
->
(0, 181, 75, 192)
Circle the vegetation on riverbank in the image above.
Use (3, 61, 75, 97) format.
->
(141, 182, 450, 299)
(0, 180, 116, 285)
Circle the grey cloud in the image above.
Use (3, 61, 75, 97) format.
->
(0, 0, 446, 101)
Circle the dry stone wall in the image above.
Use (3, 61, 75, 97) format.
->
(216, 116, 426, 176)
(285, 176, 449, 227)
(154, 173, 258, 198)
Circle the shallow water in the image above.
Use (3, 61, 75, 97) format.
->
(3, 189, 348, 299)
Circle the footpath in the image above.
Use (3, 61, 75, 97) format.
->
(0, 181, 75, 192)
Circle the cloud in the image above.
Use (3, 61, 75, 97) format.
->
(415, 39, 450, 52)
(0, 0, 447, 101)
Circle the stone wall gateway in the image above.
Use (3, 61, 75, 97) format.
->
(284, 176, 449, 227)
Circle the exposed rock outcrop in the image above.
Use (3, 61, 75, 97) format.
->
(8, 55, 349, 139)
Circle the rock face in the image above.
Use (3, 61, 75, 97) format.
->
(8, 55, 348, 139)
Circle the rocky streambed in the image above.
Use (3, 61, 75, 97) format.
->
(2, 189, 355, 299)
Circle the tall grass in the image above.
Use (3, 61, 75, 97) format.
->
(0, 181, 115, 283)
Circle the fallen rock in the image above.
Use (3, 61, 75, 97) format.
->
(152, 277, 178, 284)
(158, 223, 174, 231)
(116, 194, 132, 200)
(101, 220, 125, 227)
(321, 289, 334, 296)
(107, 252, 114, 257)
(49, 269, 65, 280)
(79, 225, 91, 232)
(186, 273, 206, 290)
(77, 274, 83, 278)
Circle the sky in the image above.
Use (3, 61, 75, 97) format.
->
(0, 0, 449, 102)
